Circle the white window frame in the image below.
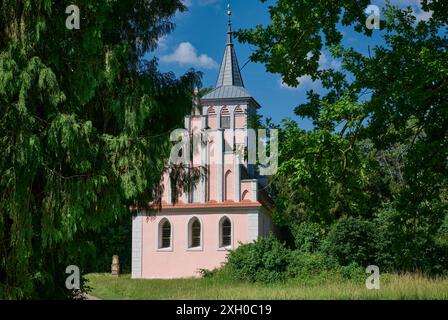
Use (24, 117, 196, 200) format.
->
(156, 218, 173, 252)
(187, 216, 203, 251)
(221, 115, 231, 129)
(217, 215, 233, 250)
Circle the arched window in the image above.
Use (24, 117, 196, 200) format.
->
(241, 190, 249, 201)
(188, 217, 201, 248)
(208, 107, 216, 115)
(219, 217, 232, 248)
(234, 106, 245, 129)
(234, 106, 244, 114)
(208, 107, 217, 129)
(158, 219, 172, 249)
(221, 107, 231, 129)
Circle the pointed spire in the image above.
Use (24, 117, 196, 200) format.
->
(215, 1, 244, 88)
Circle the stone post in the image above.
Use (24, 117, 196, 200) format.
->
(111, 255, 120, 277)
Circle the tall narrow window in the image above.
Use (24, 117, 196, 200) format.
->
(224, 170, 232, 201)
(221, 116, 231, 129)
(234, 106, 245, 129)
(220, 217, 232, 248)
(189, 218, 201, 248)
(208, 107, 217, 129)
(221, 107, 231, 129)
(159, 219, 171, 249)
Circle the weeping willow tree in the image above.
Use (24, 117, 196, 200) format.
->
(0, 0, 201, 299)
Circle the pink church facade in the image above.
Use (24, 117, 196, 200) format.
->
(131, 10, 276, 279)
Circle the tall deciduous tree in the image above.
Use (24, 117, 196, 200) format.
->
(239, 1, 447, 271)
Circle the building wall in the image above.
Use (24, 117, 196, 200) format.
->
(140, 210, 250, 279)
(135, 100, 276, 279)
(161, 104, 253, 205)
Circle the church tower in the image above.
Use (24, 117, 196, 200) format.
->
(131, 4, 275, 279)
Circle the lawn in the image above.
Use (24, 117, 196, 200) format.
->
(85, 273, 448, 300)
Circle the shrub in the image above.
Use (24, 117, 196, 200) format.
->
(340, 262, 366, 281)
(198, 265, 234, 282)
(226, 235, 291, 283)
(322, 217, 376, 267)
(433, 218, 448, 275)
(291, 222, 327, 253)
(198, 268, 219, 278)
(371, 206, 398, 271)
(373, 205, 448, 274)
(287, 251, 340, 279)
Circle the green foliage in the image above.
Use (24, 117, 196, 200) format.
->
(226, 236, 291, 283)
(271, 114, 377, 226)
(436, 213, 448, 249)
(291, 222, 327, 253)
(322, 217, 376, 267)
(236, 0, 372, 87)
(434, 214, 448, 275)
(224, 236, 362, 284)
(93, 216, 132, 273)
(219, 241, 367, 284)
(370, 206, 398, 271)
(0, 0, 200, 298)
(243, 1, 448, 275)
(198, 265, 234, 283)
(339, 262, 366, 281)
(287, 251, 339, 279)
(373, 204, 447, 274)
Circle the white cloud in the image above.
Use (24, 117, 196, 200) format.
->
(371, 0, 433, 22)
(317, 52, 342, 71)
(157, 36, 168, 51)
(413, 8, 433, 22)
(393, 0, 434, 22)
(160, 42, 218, 69)
(391, 0, 421, 6)
(279, 52, 341, 90)
(279, 76, 320, 91)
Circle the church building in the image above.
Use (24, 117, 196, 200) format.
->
(131, 6, 276, 279)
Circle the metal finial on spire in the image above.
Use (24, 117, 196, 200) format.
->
(226, 1, 233, 45)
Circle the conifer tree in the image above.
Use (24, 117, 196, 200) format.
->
(0, 0, 200, 298)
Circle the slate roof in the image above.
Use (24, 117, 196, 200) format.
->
(201, 85, 251, 100)
(201, 16, 252, 102)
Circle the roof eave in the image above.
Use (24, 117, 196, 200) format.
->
(200, 96, 262, 109)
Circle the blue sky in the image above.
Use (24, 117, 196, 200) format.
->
(146, 0, 432, 130)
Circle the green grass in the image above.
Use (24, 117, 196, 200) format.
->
(85, 273, 448, 300)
